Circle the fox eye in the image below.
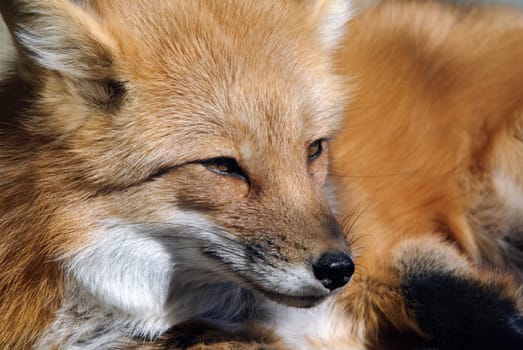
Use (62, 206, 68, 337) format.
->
(307, 139, 324, 161)
(202, 157, 248, 181)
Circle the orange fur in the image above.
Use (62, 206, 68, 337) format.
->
(334, 0, 523, 268)
(146, 2, 523, 348)
(331, 1, 523, 347)
(3, 0, 523, 348)
(0, 0, 354, 348)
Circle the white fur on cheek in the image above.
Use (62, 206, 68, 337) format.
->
(67, 222, 175, 328)
(64, 210, 245, 338)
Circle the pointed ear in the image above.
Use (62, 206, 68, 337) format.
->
(0, 0, 116, 79)
(307, 0, 354, 51)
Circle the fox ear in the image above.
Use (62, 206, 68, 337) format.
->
(0, 0, 125, 112)
(307, 0, 354, 51)
(0, 0, 116, 80)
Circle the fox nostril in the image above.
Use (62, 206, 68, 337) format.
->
(313, 252, 354, 291)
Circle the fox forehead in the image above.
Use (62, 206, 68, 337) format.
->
(28, 0, 349, 189)
(92, 0, 345, 153)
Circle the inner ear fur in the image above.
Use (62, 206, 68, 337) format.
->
(0, 0, 125, 111)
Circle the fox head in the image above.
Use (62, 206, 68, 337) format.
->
(0, 0, 354, 344)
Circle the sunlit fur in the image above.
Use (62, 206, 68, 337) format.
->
(330, 1, 523, 348)
(0, 0, 355, 348)
(150, 2, 523, 349)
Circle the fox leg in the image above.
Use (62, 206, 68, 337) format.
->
(396, 238, 523, 350)
(341, 236, 523, 349)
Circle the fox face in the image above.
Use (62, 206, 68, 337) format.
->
(0, 0, 354, 347)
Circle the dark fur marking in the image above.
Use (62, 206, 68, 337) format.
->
(504, 234, 523, 252)
(402, 271, 523, 349)
(153, 320, 274, 349)
(0, 72, 38, 125)
(80, 78, 127, 113)
(247, 243, 267, 262)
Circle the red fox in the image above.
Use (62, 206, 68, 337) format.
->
(2, 0, 523, 349)
(0, 0, 356, 348)
(330, 1, 523, 348)
(157, 2, 523, 348)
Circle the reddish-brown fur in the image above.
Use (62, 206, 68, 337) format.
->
(2, 0, 523, 349)
(333, 0, 523, 265)
(139, 2, 523, 348)
(331, 1, 523, 347)
(0, 0, 352, 348)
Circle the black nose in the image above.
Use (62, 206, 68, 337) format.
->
(313, 252, 354, 291)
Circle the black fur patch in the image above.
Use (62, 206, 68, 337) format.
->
(402, 271, 523, 350)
